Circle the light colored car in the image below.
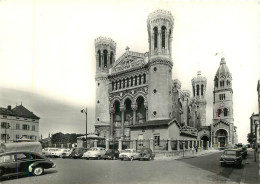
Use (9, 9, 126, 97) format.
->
(51, 148, 71, 158)
(82, 147, 106, 160)
(119, 149, 140, 161)
(42, 148, 58, 157)
(49, 148, 61, 158)
(61, 148, 74, 158)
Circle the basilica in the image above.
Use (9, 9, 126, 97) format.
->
(94, 9, 237, 149)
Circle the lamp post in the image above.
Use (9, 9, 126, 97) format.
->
(254, 120, 259, 162)
(81, 108, 87, 148)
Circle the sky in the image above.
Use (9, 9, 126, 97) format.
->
(0, 0, 259, 143)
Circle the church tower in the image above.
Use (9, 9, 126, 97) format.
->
(213, 57, 234, 124)
(95, 37, 116, 126)
(147, 10, 174, 121)
(191, 70, 207, 127)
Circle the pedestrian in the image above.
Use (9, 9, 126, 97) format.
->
(196, 145, 198, 153)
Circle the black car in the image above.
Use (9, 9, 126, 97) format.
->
(69, 148, 88, 159)
(0, 151, 56, 178)
(102, 149, 119, 160)
(139, 148, 155, 161)
(220, 149, 242, 167)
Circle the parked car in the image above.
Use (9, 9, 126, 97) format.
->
(51, 149, 70, 158)
(70, 148, 88, 159)
(139, 148, 155, 161)
(220, 149, 242, 167)
(234, 145, 247, 159)
(0, 151, 56, 178)
(119, 149, 140, 161)
(61, 148, 74, 159)
(101, 149, 119, 160)
(42, 148, 58, 157)
(82, 147, 106, 160)
(49, 148, 61, 158)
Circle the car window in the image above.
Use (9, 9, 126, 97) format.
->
(224, 151, 236, 155)
(0, 154, 15, 163)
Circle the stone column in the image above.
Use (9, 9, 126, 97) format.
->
(67, 143, 70, 149)
(133, 139, 137, 150)
(130, 141, 133, 149)
(201, 140, 203, 149)
(207, 141, 209, 150)
(94, 140, 98, 147)
(141, 75, 144, 84)
(119, 139, 122, 151)
(131, 103, 137, 125)
(158, 30, 161, 53)
(218, 142, 220, 148)
(106, 139, 109, 150)
(210, 141, 212, 149)
(125, 79, 127, 88)
(165, 30, 169, 51)
(187, 140, 190, 150)
(107, 53, 110, 68)
(168, 139, 172, 151)
(150, 138, 154, 151)
(110, 108, 114, 138)
(177, 140, 180, 151)
(192, 140, 194, 149)
(120, 105, 126, 139)
(133, 77, 136, 86)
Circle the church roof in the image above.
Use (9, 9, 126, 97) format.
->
(215, 57, 232, 79)
(0, 105, 40, 120)
(111, 49, 147, 75)
(191, 70, 207, 83)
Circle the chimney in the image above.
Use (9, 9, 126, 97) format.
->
(7, 105, 11, 110)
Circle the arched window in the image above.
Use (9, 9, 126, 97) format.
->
(220, 80, 224, 87)
(123, 79, 125, 88)
(112, 81, 114, 91)
(193, 86, 195, 97)
(224, 108, 228, 116)
(131, 77, 133, 86)
(139, 75, 142, 85)
(227, 80, 230, 86)
(103, 50, 108, 68)
(143, 74, 146, 84)
(119, 80, 121, 89)
(98, 50, 101, 67)
(201, 84, 204, 96)
(115, 81, 118, 90)
(110, 52, 113, 65)
(153, 27, 158, 49)
(127, 78, 129, 87)
(217, 109, 222, 117)
(161, 26, 166, 48)
(135, 76, 138, 86)
(215, 77, 218, 87)
(196, 85, 199, 96)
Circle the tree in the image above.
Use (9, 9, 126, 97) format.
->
(247, 133, 255, 144)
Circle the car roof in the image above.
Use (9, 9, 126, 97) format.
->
(0, 151, 42, 156)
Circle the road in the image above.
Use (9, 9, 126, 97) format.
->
(1, 151, 258, 184)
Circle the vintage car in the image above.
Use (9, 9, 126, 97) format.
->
(0, 151, 56, 178)
(101, 149, 119, 160)
(139, 148, 155, 161)
(119, 149, 140, 161)
(220, 149, 242, 167)
(60, 148, 74, 158)
(70, 148, 88, 159)
(82, 147, 106, 160)
(42, 148, 60, 158)
(234, 144, 247, 159)
(51, 148, 70, 158)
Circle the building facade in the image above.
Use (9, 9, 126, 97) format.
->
(94, 9, 237, 149)
(0, 105, 40, 142)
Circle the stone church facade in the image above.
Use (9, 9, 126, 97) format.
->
(94, 9, 237, 149)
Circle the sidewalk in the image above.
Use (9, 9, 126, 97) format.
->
(240, 149, 260, 184)
(155, 149, 219, 160)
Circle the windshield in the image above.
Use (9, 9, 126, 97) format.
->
(224, 151, 236, 155)
(121, 150, 131, 153)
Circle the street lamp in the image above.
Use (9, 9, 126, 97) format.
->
(254, 120, 259, 162)
(81, 108, 88, 148)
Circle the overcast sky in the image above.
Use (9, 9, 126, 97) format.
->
(0, 0, 259, 143)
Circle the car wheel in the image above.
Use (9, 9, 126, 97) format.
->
(149, 157, 152, 161)
(130, 156, 134, 161)
(32, 166, 44, 176)
(98, 156, 101, 160)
